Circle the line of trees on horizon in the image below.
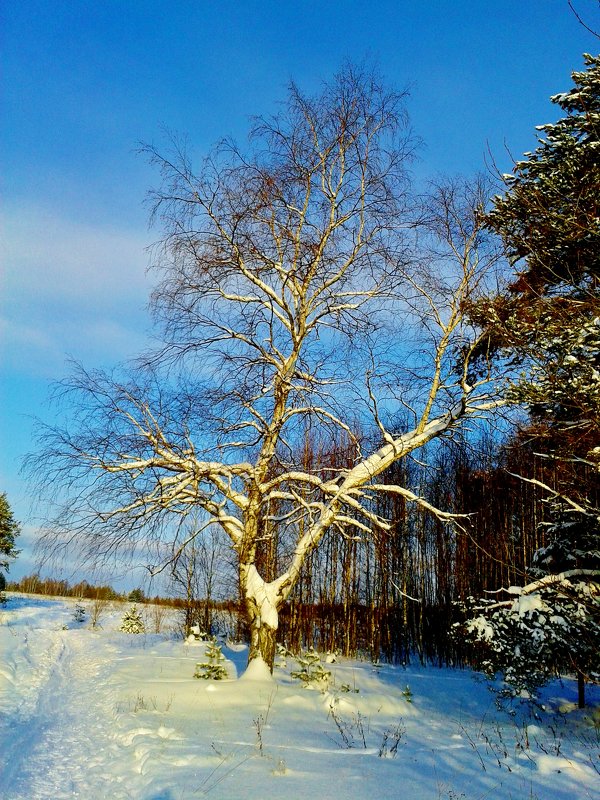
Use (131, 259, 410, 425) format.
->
(10, 423, 598, 670)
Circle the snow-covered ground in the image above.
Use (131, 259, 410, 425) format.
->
(0, 594, 598, 800)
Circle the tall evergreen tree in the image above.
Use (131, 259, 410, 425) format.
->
(470, 54, 600, 461)
(464, 55, 600, 706)
(0, 493, 20, 573)
(487, 53, 599, 294)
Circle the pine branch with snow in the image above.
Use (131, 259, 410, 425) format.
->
(459, 502, 600, 704)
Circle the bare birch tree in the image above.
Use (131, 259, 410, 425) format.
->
(31, 67, 503, 670)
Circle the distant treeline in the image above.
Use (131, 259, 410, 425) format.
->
(5, 575, 168, 605)
(4, 573, 238, 616)
(6, 575, 124, 600)
(7, 433, 598, 667)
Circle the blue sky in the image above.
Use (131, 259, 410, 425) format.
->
(1, 0, 598, 586)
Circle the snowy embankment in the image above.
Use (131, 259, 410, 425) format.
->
(0, 594, 598, 800)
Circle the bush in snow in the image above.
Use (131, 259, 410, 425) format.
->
(89, 594, 110, 629)
(120, 604, 146, 634)
(290, 648, 332, 689)
(193, 638, 228, 680)
(186, 623, 210, 642)
(401, 685, 413, 703)
(72, 603, 86, 623)
(274, 643, 291, 669)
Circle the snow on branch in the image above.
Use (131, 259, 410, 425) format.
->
(473, 569, 600, 611)
(504, 472, 593, 516)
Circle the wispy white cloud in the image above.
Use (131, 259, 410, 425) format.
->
(0, 314, 151, 377)
(8, 522, 160, 593)
(0, 316, 57, 358)
(1, 202, 155, 374)
(1, 201, 153, 309)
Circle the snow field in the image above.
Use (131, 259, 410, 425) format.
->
(0, 593, 598, 799)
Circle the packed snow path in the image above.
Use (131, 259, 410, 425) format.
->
(1, 595, 598, 800)
(0, 606, 123, 798)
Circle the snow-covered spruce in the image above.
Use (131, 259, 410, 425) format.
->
(193, 638, 228, 680)
(120, 604, 146, 634)
(461, 54, 600, 709)
(487, 54, 600, 292)
(459, 504, 600, 706)
(290, 648, 332, 689)
(506, 314, 600, 433)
